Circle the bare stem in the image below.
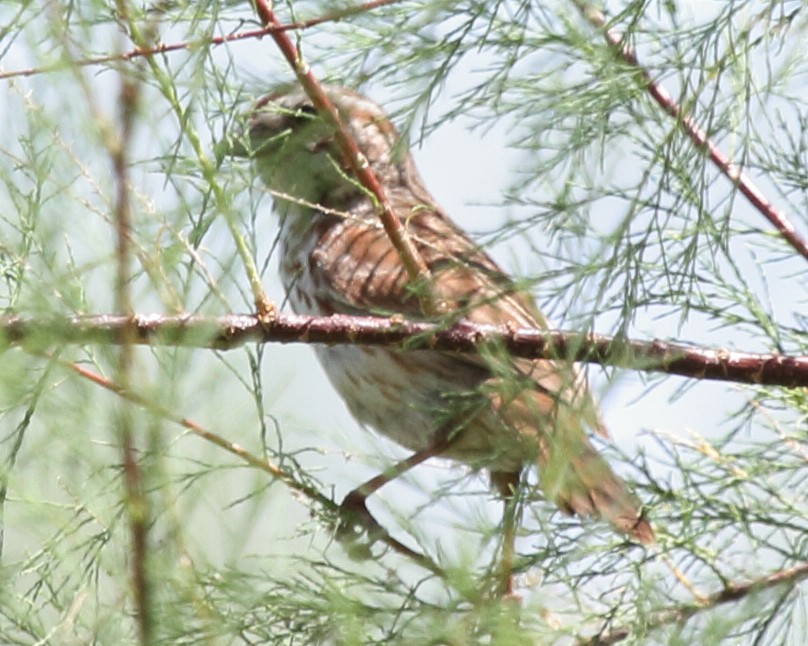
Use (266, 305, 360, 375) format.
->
(4, 313, 806, 387)
(571, 0, 808, 262)
(110, 1, 150, 639)
(250, 0, 443, 315)
(0, 0, 406, 82)
(578, 560, 808, 645)
(53, 355, 445, 579)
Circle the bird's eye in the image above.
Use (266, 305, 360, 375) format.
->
(295, 104, 318, 119)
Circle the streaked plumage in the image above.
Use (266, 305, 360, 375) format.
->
(234, 85, 653, 544)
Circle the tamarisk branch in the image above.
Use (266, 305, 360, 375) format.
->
(2, 313, 806, 387)
(578, 560, 808, 645)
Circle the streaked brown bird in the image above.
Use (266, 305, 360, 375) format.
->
(229, 85, 653, 591)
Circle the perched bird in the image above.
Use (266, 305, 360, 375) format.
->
(227, 85, 653, 587)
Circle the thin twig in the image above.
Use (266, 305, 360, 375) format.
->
(0, 0, 405, 82)
(2, 313, 807, 387)
(0, 354, 60, 559)
(52, 355, 445, 579)
(571, 0, 808, 262)
(250, 0, 443, 315)
(578, 560, 808, 645)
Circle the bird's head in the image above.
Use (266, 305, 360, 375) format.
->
(224, 85, 411, 209)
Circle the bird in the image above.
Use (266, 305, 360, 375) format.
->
(226, 84, 653, 591)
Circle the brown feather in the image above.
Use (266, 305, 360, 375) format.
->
(239, 85, 653, 544)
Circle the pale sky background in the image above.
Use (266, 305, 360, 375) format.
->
(0, 0, 804, 622)
(204, 5, 776, 586)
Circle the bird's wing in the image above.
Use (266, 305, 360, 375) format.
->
(307, 204, 653, 543)
(308, 203, 606, 437)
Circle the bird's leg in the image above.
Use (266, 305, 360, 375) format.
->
(490, 469, 521, 599)
(337, 433, 456, 549)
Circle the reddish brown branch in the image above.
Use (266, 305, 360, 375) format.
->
(109, 15, 150, 640)
(572, 1, 808, 263)
(251, 0, 441, 314)
(57, 355, 445, 578)
(0, 0, 405, 82)
(4, 313, 806, 387)
(579, 560, 808, 645)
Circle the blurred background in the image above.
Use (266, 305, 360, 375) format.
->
(0, 0, 805, 643)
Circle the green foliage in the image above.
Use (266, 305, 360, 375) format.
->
(0, 1, 806, 643)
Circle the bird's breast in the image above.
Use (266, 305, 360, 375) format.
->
(274, 205, 528, 470)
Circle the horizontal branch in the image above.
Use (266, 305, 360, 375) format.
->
(2, 313, 806, 387)
(0, 0, 405, 81)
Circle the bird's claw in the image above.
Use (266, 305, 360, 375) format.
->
(335, 491, 388, 560)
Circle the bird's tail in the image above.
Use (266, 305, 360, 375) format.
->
(540, 434, 654, 544)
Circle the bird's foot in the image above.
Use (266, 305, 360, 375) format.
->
(335, 490, 389, 560)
